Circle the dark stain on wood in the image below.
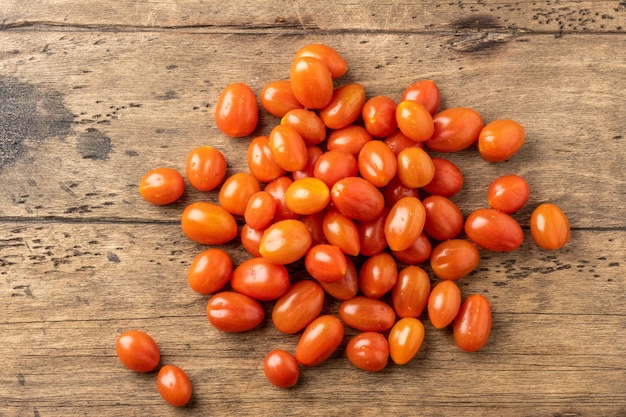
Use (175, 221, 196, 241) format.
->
(76, 128, 111, 160)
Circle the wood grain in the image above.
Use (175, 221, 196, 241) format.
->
(1, 1, 625, 416)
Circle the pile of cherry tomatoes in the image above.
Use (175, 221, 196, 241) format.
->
(123, 43, 571, 405)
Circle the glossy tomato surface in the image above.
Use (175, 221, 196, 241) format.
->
(358, 207, 389, 257)
(392, 265, 431, 319)
(428, 280, 461, 329)
(322, 209, 360, 256)
(478, 119, 525, 162)
(426, 107, 484, 152)
(305, 244, 348, 283)
(206, 291, 265, 332)
(384, 196, 426, 252)
(391, 232, 432, 265)
(272, 280, 325, 334)
(187, 248, 233, 294)
(116, 330, 160, 373)
(326, 125, 372, 156)
(295, 315, 344, 366)
(530, 203, 571, 250)
(293, 44, 348, 79)
(488, 174, 530, 214)
(260, 80, 303, 117)
(396, 147, 435, 189)
(185, 146, 227, 192)
(358, 139, 397, 188)
(388, 318, 425, 365)
(231, 257, 291, 301)
(362, 95, 398, 138)
(247, 135, 286, 183)
(421, 157, 464, 197)
(430, 239, 480, 281)
(259, 219, 312, 264)
(181, 202, 238, 245)
(320, 83, 366, 130)
(339, 296, 396, 332)
(464, 208, 524, 252)
(313, 149, 358, 188)
(264, 350, 300, 388)
(400, 79, 440, 115)
(156, 365, 192, 407)
(346, 332, 389, 372)
(139, 167, 185, 205)
(383, 129, 423, 156)
(383, 175, 419, 207)
(395, 100, 434, 142)
(214, 83, 258, 137)
(290, 57, 333, 109)
(359, 252, 398, 299)
(218, 172, 261, 216)
(318, 257, 359, 301)
(330, 177, 385, 222)
(240, 224, 264, 257)
(422, 195, 464, 241)
(244, 191, 276, 230)
(268, 124, 309, 172)
(284, 177, 330, 215)
(453, 294, 492, 352)
(281, 109, 327, 146)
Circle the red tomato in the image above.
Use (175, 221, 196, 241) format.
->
(187, 248, 233, 294)
(358, 140, 398, 188)
(453, 294, 492, 352)
(392, 265, 431, 319)
(359, 252, 398, 299)
(383, 175, 420, 207)
(488, 174, 530, 214)
(156, 365, 192, 407)
(357, 207, 389, 257)
(305, 244, 348, 283)
(185, 146, 227, 192)
(345, 332, 389, 372)
(281, 109, 327, 146)
(264, 350, 300, 388)
(293, 44, 348, 79)
(426, 108, 484, 152)
(290, 57, 333, 109)
(331, 177, 385, 222)
(326, 125, 372, 156)
(421, 157, 464, 197)
(362, 95, 398, 138)
(284, 177, 330, 215)
(218, 171, 261, 216)
(244, 191, 276, 230)
(464, 208, 524, 252)
(116, 330, 160, 373)
(384, 196, 426, 252)
(240, 224, 264, 257)
(214, 83, 258, 137)
(318, 257, 359, 301)
(319, 83, 366, 129)
(272, 280, 325, 334)
(206, 291, 265, 332)
(478, 119, 525, 162)
(391, 232, 432, 265)
(322, 209, 360, 256)
(422, 195, 464, 241)
(268, 124, 309, 172)
(530, 203, 571, 250)
(231, 257, 291, 301)
(247, 135, 286, 183)
(181, 202, 238, 245)
(292, 146, 324, 181)
(265, 176, 299, 222)
(428, 280, 461, 329)
(383, 129, 423, 156)
(388, 318, 425, 365)
(139, 167, 185, 205)
(295, 315, 344, 366)
(260, 80, 303, 117)
(259, 219, 312, 264)
(339, 296, 396, 332)
(313, 149, 358, 188)
(396, 147, 435, 189)
(301, 211, 327, 246)
(395, 100, 434, 142)
(401, 79, 440, 115)
(430, 239, 480, 281)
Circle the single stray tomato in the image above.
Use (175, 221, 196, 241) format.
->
(264, 350, 300, 388)
(530, 203, 570, 250)
(187, 248, 233, 294)
(139, 167, 185, 205)
(116, 330, 160, 373)
(345, 332, 389, 372)
(487, 174, 530, 214)
(478, 119, 525, 162)
(214, 83, 258, 137)
(453, 294, 492, 352)
(156, 365, 192, 407)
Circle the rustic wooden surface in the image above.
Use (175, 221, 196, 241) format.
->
(1, 1, 625, 416)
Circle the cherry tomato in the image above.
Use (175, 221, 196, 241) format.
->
(322, 209, 360, 256)
(339, 296, 396, 332)
(313, 149, 358, 188)
(214, 83, 258, 137)
(421, 157, 464, 197)
(290, 57, 333, 109)
(330, 177, 385, 222)
(391, 232, 432, 265)
(264, 350, 300, 388)
(265, 176, 299, 222)
(139, 167, 185, 205)
(396, 147, 435, 189)
(305, 244, 348, 283)
(357, 207, 389, 257)
(464, 208, 523, 252)
(362, 95, 398, 138)
(259, 219, 312, 264)
(395, 100, 434, 142)
(430, 239, 480, 281)
(244, 191, 276, 230)
(218, 172, 260, 216)
(488, 174, 530, 214)
(426, 108, 484, 152)
(358, 140, 397, 188)
(453, 294, 492, 352)
(388, 318, 425, 365)
(392, 265, 431, 319)
(478, 119, 525, 162)
(156, 365, 192, 407)
(326, 125, 372, 156)
(320, 83, 366, 129)
(185, 146, 227, 192)
(383, 175, 420, 207)
(116, 330, 160, 372)
(422, 195, 464, 241)
(240, 224, 264, 257)
(301, 211, 327, 246)
(181, 202, 238, 245)
(359, 252, 398, 299)
(295, 315, 344, 366)
(231, 257, 291, 301)
(260, 80, 303, 117)
(383, 129, 423, 156)
(281, 109, 327, 146)
(206, 291, 265, 332)
(427, 280, 461, 329)
(187, 248, 233, 294)
(272, 280, 325, 334)
(293, 44, 348, 79)
(284, 177, 330, 215)
(268, 124, 309, 172)
(384, 196, 426, 252)
(530, 203, 571, 250)
(292, 146, 324, 181)
(247, 135, 286, 183)
(318, 257, 359, 301)
(401, 79, 440, 115)
(346, 332, 389, 372)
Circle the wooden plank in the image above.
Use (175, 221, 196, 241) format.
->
(1, 1, 626, 34)
(1, 31, 625, 228)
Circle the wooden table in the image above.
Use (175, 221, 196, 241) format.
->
(1, 1, 625, 416)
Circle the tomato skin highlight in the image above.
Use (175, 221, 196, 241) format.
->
(339, 296, 396, 332)
(464, 208, 524, 252)
(185, 146, 227, 192)
(272, 280, 325, 334)
(264, 350, 300, 388)
(478, 119, 525, 162)
(313, 149, 358, 188)
(116, 330, 160, 373)
(295, 315, 345, 366)
(139, 167, 185, 205)
(231, 257, 291, 301)
(326, 125, 372, 156)
(181, 202, 238, 245)
(259, 219, 312, 265)
(388, 318, 425, 365)
(346, 332, 389, 372)
(384, 196, 426, 252)
(330, 177, 385, 222)
(206, 291, 265, 332)
(426, 107, 484, 152)
(530, 203, 571, 250)
(391, 232, 432, 265)
(392, 266, 431, 319)
(453, 294, 492, 352)
(187, 248, 233, 294)
(358, 207, 389, 257)
(156, 365, 192, 407)
(214, 83, 258, 137)
(430, 239, 480, 281)
(428, 280, 462, 329)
